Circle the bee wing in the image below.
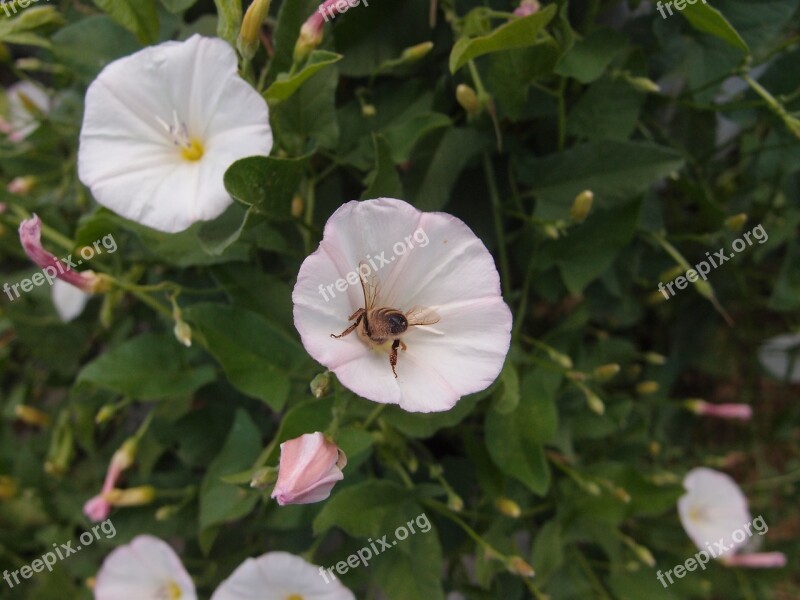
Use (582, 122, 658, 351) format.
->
(358, 261, 381, 310)
(405, 305, 441, 326)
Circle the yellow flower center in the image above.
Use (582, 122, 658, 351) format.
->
(167, 581, 182, 599)
(287, 595, 304, 600)
(181, 138, 204, 161)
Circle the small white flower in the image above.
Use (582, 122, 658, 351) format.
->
(210, 551, 355, 600)
(4, 81, 51, 141)
(94, 535, 196, 600)
(78, 35, 273, 233)
(293, 198, 512, 413)
(52, 279, 90, 322)
(758, 332, 800, 382)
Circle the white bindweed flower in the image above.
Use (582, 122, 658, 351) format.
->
(78, 35, 273, 233)
(293, 198, 512, 412)
(52, 279, 90, 322)
(758, 332, 800, 383)
(4, 81, 51, 141)
(210, 551, 355, 600)
(678, 467, 786, 568)
(94, 535, 197, 600)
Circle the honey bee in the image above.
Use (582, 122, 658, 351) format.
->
(330, 263, 440, 377)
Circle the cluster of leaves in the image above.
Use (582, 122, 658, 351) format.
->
(1, 0, 799, 599)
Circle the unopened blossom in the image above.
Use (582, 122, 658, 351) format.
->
(19, 215, 104, 293)
(94, 535, 196, 600)
(686, 400, 752, 420)
(271, 432, 346, 506)
(679, 468, 786, 567)
(52, 279, 90, 322)
(211, 551, 355, 600)
(7, 175, 35, 195)
(513, 0, 540, 17)
(4, 81, 50, 142)
(78, 35, 273, 233)
(83, 439, 136, 522)
(293, 198, 512, 412)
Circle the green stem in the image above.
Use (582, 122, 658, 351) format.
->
(363, 404, 386, 429)
(422, 498, 507, 561)
(482, 154, 511, 299)
(573, 548, 612, 600)
(556, 78, 567, 151)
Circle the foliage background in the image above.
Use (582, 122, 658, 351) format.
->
(0, 0, 799, 598)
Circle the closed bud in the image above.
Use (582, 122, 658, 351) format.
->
(361, 103, 376, 118)
(291, 195, 305, 217)
(310, 371, 332, 398)
(624, 537, 655, 567)
(15, 405, 50, 427)
(507, 556, 535, 578)
(401, 41, 434, 61)
(543, 224, 560, 239)
(570, 190, 593, 223)
(447, 493, 464, 512)
(45, 412, 74, 477)
(625, 75, 661, 94)
(583, 388, 605, 415)
(294, 19, 324, 63)
(7, 176, 35, 195)
(649, 441, 661, 456)
(95, 403, 117, 424)
(0, 43, 9, 63)
(271, 432, 346, 505)
(546, 348, 572, 369)
(112, 438, 138, 472)
(456, 84, 481, 116)
(724, 213, 747, 231)
(643, 352, 667, 365)
(155, 505, 179, 521)
(173, 320, 192, 347)
(250, 466, 279, 490)
(636, 381, 659, 396)
(238, 0, 272, 60)
(593, 363, 620, 381)
(494, 497, 521, 518)
(613, 487, 631, 503)
(105, 486, 156, 507)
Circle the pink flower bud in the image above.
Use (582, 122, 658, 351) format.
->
(687, 400, 753, 420)
(83, 438, 137, 522)
(723, 552, 787, 568)
(18, 214, 102, 293)
(513, 0, 540, 17)
(271, 432, 346, 505)
(83, 495, 112, 522)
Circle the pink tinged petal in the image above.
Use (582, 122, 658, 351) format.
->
(83, 495, 111, 522)
(78, 35, 272, 234)
(18, 215, 95, 292)
(271, 432, 345, 505)
(95, 535, 197, 600)
(723, 552, 787, 568)
(52, 279, 90, 322)
(210, 551, 356, 600)
(693, 401, 753, 420)
(293, 198, 512, 412)
(678, 467, 752, 555)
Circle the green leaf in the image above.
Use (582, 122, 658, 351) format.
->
(566, 78, 644, 141)
(681, 1, 749, 54)
(159, 0, 198, 13)
(199, 409, 261, 531)
(518, 141, 684, 220)
(77, 333, 216, 400)
(266, 0, 319, 82)
(493, 361, 520, 414)
(273, 65, 340, 152)
(374, 519, 445, 600)
(314, 480, 411, 537)
(213, 0, 242, 47)
(485, 370, 557, 495)
(382, 112, 452, 163)
(184, 303, 310, 411)
(385, 391, 485, 438)
(449, 5, 557, 73)
(197, 203, 262, 256)
(51, 16, 141, 81)
(224, 154, 311, 217)
(554, 28, 627, 83)
(265, 51, 343, 104)
(531, 520, 563, 585)
(91, 0, 159, 45)
(488, 39, 561, 119)
(361, 134, 403, 199)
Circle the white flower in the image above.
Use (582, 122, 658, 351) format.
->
(292, 198, 512, 413)
(758, 332, 800, 383)
(678, 467, 786, 568)
(94, 535, 196, 600)
(52, 279, 90, 322)
(211, 551, 355, 600)
(78, 35, 273, 233)
(4, 81, 51, 141)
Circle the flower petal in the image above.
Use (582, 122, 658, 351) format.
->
(94, 535, 196, 600)
(52, 279, 90, 322)
(210, 551, 355, 600)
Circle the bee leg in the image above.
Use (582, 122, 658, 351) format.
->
(399, 340, 407, 351)
(330, 309, 364, 338)
(390, 339, 401, 378)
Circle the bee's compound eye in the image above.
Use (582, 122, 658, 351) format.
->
(388, 313, 408, 334)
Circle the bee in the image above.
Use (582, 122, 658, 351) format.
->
(330, 262, 440, 377)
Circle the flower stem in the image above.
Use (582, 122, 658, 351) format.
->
(482, 153, 511, 299)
